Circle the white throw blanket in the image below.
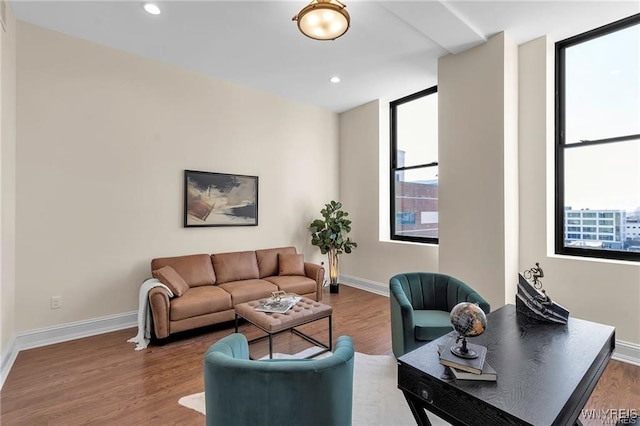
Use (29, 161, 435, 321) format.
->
(128, 278, 173, 351)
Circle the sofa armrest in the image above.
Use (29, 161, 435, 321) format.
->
(149, 287, 171, 339)
(304, 262, 325, 301)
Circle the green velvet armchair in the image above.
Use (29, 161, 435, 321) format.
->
(204, 333, 355, 426)
(390, 272, 490, 358)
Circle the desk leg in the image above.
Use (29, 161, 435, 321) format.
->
(402, 390, 433, 426)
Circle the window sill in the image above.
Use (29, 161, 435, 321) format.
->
(548, 253, 640, 267)
(382, 239, 439, 248)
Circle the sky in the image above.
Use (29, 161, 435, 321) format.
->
(564, 22, 639, 212)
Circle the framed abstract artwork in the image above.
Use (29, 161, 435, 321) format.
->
(184, 170, 258, 227)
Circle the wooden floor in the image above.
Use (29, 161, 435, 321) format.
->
(1, 285, 638, 425)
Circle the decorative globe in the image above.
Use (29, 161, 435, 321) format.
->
(450, 302, 487, 338)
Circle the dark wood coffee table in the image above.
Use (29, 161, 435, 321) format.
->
(397, 304, 615, 426)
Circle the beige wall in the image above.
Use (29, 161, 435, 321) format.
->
(15, 22, 338, 331)
(1, 4, 17, 362)
(519, 36, 640, 344)
(438, 33, 519, 309)
(338, 100, 438, 285)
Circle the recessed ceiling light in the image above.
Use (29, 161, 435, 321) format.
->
(142, 2, 161, 15)
(330, 76, 341, 83)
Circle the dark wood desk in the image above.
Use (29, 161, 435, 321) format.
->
(397, 304, 615, 426)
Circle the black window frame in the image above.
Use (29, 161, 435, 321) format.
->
(555, 13, 640, 262)
(390, 86, 439, 244)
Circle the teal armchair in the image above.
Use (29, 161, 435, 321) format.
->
(390, 272, 490, 358)
(204, 333, 355, 426)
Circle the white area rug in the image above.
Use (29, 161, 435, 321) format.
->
(178, 348, 451, 426)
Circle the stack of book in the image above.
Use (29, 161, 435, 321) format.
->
(438, 339, 497, 382)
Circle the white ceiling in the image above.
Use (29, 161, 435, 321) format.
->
(10, 1, 640, 113)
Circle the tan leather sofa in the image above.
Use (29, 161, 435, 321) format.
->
(148, 246, 324, 339)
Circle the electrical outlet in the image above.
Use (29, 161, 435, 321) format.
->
(50, 296, 62, 309)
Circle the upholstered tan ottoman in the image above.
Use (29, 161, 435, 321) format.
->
(234, 297, 333, 359)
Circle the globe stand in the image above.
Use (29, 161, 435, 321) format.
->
(450, 336, 479, 359)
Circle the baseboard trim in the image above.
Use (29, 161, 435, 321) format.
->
(14, 311, 137, 352)
(340, 274, 389, 297)
(612, 340, 640, 366)
(1, 335, 18, 390)
(340, 275, 640, 366)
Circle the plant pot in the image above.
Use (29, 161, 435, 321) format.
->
(330, 283, 340, 294)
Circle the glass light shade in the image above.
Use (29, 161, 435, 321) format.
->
(142, 2, 161, 15)
(293, 0, 350, 41)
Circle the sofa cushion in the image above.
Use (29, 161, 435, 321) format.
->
(278, 253, 305, 276)
(211, 251, 260, 284)
(217, 279, 279, 305)
(255, 246, 297, 278)
(170, 286, 233, 321)
(152, 265, 190, 297)
(151, 254, 215, 287)
(263, 276, 317, 296)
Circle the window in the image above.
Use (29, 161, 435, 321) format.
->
(396, 212, 416, 225)
(390, 87, 438, 243)
(556, 14, 640, 261)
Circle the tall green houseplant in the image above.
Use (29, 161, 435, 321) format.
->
(309, 200, 357, 293)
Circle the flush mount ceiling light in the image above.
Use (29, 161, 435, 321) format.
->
(142, 2, 161, 15)
(292, 0, 350, 41)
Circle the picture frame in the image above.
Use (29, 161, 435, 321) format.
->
(184, 170, 258, 227)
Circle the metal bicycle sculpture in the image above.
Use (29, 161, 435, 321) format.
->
(516, 262, 569, 324)
(523, 263, 551, 303)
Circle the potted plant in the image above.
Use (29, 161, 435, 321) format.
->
(309, 200, 357, 293)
